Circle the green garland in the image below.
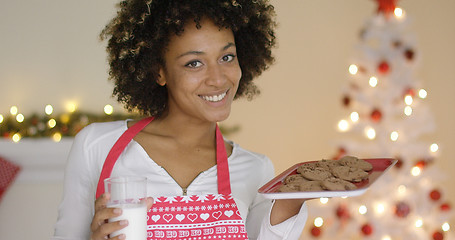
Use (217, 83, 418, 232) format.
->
(0, 112, 139, 140)
(0, 112, 240, 140)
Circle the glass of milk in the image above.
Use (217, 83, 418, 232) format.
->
(105, 176, 147, 240)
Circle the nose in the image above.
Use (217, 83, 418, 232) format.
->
(205, 64, 227, 87)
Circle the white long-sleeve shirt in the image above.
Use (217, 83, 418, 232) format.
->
(52, 120, 307, 240)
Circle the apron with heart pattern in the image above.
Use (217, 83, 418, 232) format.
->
(96, 117, 249, 240)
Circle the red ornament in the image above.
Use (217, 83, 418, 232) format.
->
(404, 48, 415, 61)
(336, 204, 351, 220)
(342, 95, 351, 107)
(415, 159, 432, 169)
(361, 223, 373, 236)
(333, 148, 347, 160)
(370, 108, 382, 122)
(31, 117, 39, 125)
(440, 202, 451, 211)
(311, 226, 322, 237)
(393, 40, 402, 48)
(430, 189, 442, 201)
(377, 60, 390, 74)
(61, 125, 69, 134)
(395, 201, 411, 218)
(375, 0, 397, 14)
(404, 87, 416, 97)
(394, 157, 403, 169)
(433, 231, 444, 240)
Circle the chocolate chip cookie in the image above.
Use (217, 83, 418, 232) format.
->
(331, 165, 369, 182)
(339, 155, 373, 171)
(322, 177, 357, 191)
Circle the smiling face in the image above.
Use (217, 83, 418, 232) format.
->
(158, 18, 241, 124)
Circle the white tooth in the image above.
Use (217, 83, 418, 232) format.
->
(202, 92, 226, 102)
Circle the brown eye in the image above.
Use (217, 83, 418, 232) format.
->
(221, 54, 235, 62)
(185, 60, 203, 68)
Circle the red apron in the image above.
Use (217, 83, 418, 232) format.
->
(96, 117, 248, 240)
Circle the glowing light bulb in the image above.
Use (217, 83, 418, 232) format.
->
(430, 143, 439, 153)
(394, 7, 405, 19)
(375, 203, 385, 214)
(390, 131, 399, 141)
(0, 114, 3, 123)
(404, 95, 413, 105)
(10, 106, 18, 115)
(359, 205, 367, 215)
(104, 104, 114, 115)
(45, 104, 53, 115)
(16, 114, 25, 123)
(411, 166, 421, 176)
(350, 112, 359, 122)
(12, 133, 21, 143)
(404, 106, 412, 116)
(365, 127, 376, 140)
(442, 222, 450, 232)
(349, 64, 358, 75)
(48, 119, 57, 128)
(382, 235, 392, 240)
(418, 89, 427, 99)
(314, 217, 324, 227)
(369, 76, 378, 87)
(65, 101, 77, 113)
(338, 120, 349, 132)
(415, 218, 423, 228)
(52, 132, 62, 142)
(60, 114, 70, 124)
(320, 198, 329, 204)
(398, 185, 407, 195)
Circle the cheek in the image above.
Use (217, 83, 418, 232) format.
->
(231, 66, 242, 86)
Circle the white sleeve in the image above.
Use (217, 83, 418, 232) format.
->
(52, 126, 98, 240)
(247, 158, 308, 240)
(257, 201, 308, 240)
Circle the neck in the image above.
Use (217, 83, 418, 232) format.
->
(149, 114, 218, 148)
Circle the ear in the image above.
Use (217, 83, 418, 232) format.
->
(156, 68, 166, 86)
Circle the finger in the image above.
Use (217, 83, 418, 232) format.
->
(90, 207, 122, 232)
(146, 197, 154, 210)
(95, 193, 110, 212)
(91, 220, 128, 240)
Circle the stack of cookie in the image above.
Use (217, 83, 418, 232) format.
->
(278, 156, 373, 192)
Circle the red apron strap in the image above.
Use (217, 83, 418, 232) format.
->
(216, 124, 231, 195)
(95, 119, 231, 198)
(95, 117, 154, 198)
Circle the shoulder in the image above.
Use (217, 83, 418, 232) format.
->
(229, 141, 274, 175)
(74, 120, 129, 151)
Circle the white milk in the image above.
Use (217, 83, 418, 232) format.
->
(108, 203, 147, 240)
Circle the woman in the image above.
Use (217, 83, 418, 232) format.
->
(53, 0, 308, 239)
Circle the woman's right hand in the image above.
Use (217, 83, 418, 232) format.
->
(90, 193, 128, 240)
(90, 193, 155, 240)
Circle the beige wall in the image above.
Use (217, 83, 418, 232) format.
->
(0, 0, 453, 239)
(225, 0, 455, 227)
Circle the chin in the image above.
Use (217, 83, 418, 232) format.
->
(210, 111, 231, 123)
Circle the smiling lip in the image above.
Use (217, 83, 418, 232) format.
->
(199, 90, 228, 102)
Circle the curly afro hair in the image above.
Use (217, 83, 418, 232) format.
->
(101, 0, 277, 117)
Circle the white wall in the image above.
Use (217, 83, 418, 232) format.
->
(0, 0, 454, 239)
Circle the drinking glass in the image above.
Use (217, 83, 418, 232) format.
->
(105, 176, 147, 240)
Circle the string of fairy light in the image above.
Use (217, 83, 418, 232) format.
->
(0, 102, 137, 143)
(307, 6, 452, 240)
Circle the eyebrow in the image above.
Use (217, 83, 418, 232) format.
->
(177, 42, 236, 59)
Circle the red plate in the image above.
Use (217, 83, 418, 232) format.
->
(258, 158, 397, 199)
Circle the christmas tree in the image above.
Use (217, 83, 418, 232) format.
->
(301, 1, 454, 239)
